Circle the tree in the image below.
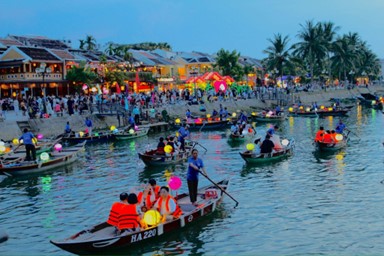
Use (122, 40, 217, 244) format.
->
(79, 40, 85, 50)
(85, 35, 97, 51)
(330, 35, 356, 81)
(293, 20, 327, 83)
(214, 49, 243, 80)
(262, 33, 292, 78)
(66, 65, 98, 90)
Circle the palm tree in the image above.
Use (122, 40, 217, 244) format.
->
(330, 35, 356, 81)
(105, 42, 116, 56)
(293, 20, 327, 83)
(319, 21, 340, 82)
(214, 49, 243, 80)
(262, 33, 292, 79)
(85, 35, 97, 51)
(79, 39, 85, 50)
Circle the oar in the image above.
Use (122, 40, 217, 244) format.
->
(190, 140, 208, 152)
(198, 170, 239, 208)
(344, 128, 361, 140)
(199, 121, 207, 132)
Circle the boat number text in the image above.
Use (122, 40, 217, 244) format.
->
(131, 229, 156, 243)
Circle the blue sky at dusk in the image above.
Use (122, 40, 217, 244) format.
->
(1, 0, 383, 58)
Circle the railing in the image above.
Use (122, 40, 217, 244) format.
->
(0, 72, 63, 81)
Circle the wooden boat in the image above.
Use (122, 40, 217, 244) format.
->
(228, 133, 246, 142)
(172, 117, 229, 131)
(114, 128, 149, 140)
(288, 108, 349, 117)
(61, 131, 115, 144)
(0, 142, 85, 176)
(314, 136, 348, 152)
(251, 112, 285, 122)
(138, 142, 196, 166)
(239, 139, 294, 164)
(50, 180, 229, 255)
(358, 93, 383, 110)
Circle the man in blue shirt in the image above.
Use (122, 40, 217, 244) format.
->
(267, 125, 278, 136)
(335, 120, 346, 134)
(19, 128, 36, 161)
(65, 121, 71, 134)
(178, 124, 189, 151)
(187, 149, 208, 206)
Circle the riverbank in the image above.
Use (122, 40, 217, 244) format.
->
(1, 86, 383, 141)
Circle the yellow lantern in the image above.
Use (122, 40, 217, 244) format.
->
(320, 106, 325, 110)
(206, 114, 211, 118)
(12, 138, 19, 145)
(0, 145, 5, 152)
(175, 118, 181, 124)
(164, 145, 173, 153)
(251, 112, 256, 116)
(246, 143, 255, 151)
(110, 125, 116, 131)
(328, 107, 333, 111)
(288, 107, 293, 112)
(40, 152, 50, 161)
(232, 112, 237, 117)
(372, 100, 377, 105)
(305, 107, 311, 112)
(143, 210, 162, 226)
(335, 134, 343, 141)
(129, 129, 135, 134)
(299, 106, 304, 110)
(79, 131, 84, 137)
(175, 131, 180, 137)
(32, 138, 38, 144)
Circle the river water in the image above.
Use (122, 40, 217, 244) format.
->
(1, 104, 384, 255)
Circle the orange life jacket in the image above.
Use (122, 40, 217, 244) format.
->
(156, 195, 183, 218)
(322, 133, 334, 144)
(118, 204, 141, 230)
(315, 130, 325, 142)
(137, 186, 161, 209)
(107, 202, 124, 227)
(331, 133, 338, 143)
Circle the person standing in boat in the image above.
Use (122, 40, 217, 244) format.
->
(153, 186, 182, 221)
(19, 128, 36, 162)
(178, 124, 189, 151)
(64, 121, 71, 134)
(187, 149, 208, 206)
(85, 117, 93, 136)
(335, 120, 346, 134)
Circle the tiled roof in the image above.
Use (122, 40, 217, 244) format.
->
(50, 49, 76, 60)
(0, 38, 23, 46)
(18, 47, 60, 61)
(10, 35, 69, 50)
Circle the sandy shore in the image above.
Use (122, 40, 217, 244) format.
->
(1, 86, 383, 141)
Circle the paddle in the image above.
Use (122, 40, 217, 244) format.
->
(198, 169, 239, 208)
(344, 128, 360, 140)
(191, 141, 207, 152)
(199, 120, 207, 132)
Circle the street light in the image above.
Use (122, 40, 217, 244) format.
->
(36, 62, 52, 98)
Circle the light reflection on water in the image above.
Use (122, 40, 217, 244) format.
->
(0, 105, 384, 255)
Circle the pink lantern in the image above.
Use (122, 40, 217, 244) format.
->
(37, 134, 44, 140)
(134, 125, 138, 131)
(168, 176, 182, 190)
(103, 88, 109, 94)
(213, 80, 228, 93)
(54, 144, 62, 151)
(82, 84, 88, 90)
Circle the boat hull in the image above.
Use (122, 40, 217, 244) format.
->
(289, 110, 349, 117)
(115, 129, 149, 140)
(240, 147, 293, 164)
(315, 140, 347, 152)
(51, 180, 229, 255)
(173, 120, 229, 131)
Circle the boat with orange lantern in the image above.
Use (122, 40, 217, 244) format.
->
(314, 132, 349, 152)
(288, 106, 350, 117)
(172, 117, 229, 131)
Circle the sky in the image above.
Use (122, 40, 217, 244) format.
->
(1, 0, 383, 59)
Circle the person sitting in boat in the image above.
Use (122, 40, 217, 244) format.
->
(186, 109, 192, 119)
(330, 130, 339, 143)
(221, 107, 229, 119)
(230, 122, 239, 135)
(335, 120, 346, 134)
(314, 127, 325, 142)
(322, 130, 335, 144)
(166, 136, 177, 155)
(64, 121, 71, 134)
(260, 134, 275, 154)
(156, 137, 166, 154)
(117, 193, 144, 233)
(107, 192, 138, 232)
(275, 105, 281, 116)
(138, 179, 161, 212)
(312, 102, 319, 111)
(212, 109, 218, 117)
(239, 111, 248, 123)
(153, 186, 183, 222)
